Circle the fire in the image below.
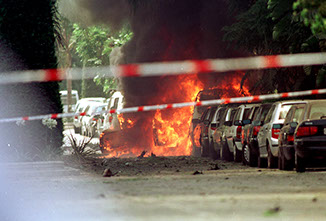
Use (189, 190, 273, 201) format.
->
(99, 70, 250, 158)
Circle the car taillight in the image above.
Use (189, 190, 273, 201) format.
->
(211, 126, 216, 131)
(92, 118, 98, 122)
(296, 126, 318, 137)
(253, 126, 261, 137)
(74, 116, 78, 119)
(272, 128, 281, 139)
(236, 126, 242, 139)
(287, 134, 294, 142)
(241, 130, 245, 142)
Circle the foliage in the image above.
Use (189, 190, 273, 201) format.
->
(57, 19, 133, 96)
(293, 0, 326, 35)
(67, 134, 96, 162)
(224, 0, 324, 93)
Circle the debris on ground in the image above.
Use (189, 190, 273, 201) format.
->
(264, 206, 281, 217)
(193, 171, 203, 175)
(138, 151, 147, 158)
(103, 168, 118, 177)
(63, 155, 246, 177)
(209, 163, 220, 170)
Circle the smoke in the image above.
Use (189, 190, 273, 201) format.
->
(60, 0, 247, 154)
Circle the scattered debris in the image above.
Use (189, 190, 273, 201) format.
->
(102, 168, 118, 177)
(97, 193, 106, 199)
(225, 177, 229, 180)
(209, 164, 220, 170)
(138, 150, 147, 158)
(176, 169, 180, 172)
(258, 170, 262, 172)
(125, 162, 132, 166)
(264, 206, 281, 217)
(151, 152, 156, 157)
(193, 170, 203, 175)
(312, 197, 318, 203)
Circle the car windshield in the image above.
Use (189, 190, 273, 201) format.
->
(309, 103, 326, 119)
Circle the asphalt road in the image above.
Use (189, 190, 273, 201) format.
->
(1, 158, 326, 221)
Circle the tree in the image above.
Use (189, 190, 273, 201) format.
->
(224, 0, 324, 93)
(57, 20, 133, 97)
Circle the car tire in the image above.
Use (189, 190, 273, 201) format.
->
(258, 149, 267, 168)
(267, 143, 277, 169)
(278, 147, 283, 170)
(295, 152, 305, 173)
(233, 143, 242, 162)
(208, 141, 219, 160)
(283, 154, 294, 171)
(220, 139, 232, 161)
(192, 144, 201, 157)
(243, 143, 257, 167)
(200, 138, 209, 158)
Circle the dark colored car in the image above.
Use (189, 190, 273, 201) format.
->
(241, 103, 273, 167)
(241, 104, 261, 166)
(294, 100, 326, 172)
(278, 103, 307, 170)
(193, 106, 218, 157)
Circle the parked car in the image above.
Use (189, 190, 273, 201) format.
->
(241, 104, 261, 166)
(257, 100, 305, 168)
(195, 106, 218, 158)
(190, 89, 222, 156)
(81, 102, 107, 136)
(224, 104, 254, 162)
(293, 100, 326, 172)
(60, 90, 79, 113)
(73, 97, 106, 134)
(86, 104, 107, 137)
(213, 105, 239, 161)
(211, 106, 229, 159)
(241, 103, 273, 167)
(102, 91, 124, 132)
(278, 103, 307, 170)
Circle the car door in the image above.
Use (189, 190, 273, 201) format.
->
(258, 104, 276, 156)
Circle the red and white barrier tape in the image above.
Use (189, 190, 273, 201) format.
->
(0, 52, 325, 84)
(1, 88, 325, 124)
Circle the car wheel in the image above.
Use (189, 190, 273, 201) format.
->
(192, 145, 201, 157)
(220, 139, 232, 161)
(283, 154, 294, 171)
(243, 143, 257, 167)
(295, 152, 305, 173)
(258, 148, 267, 168)
(278, 147, 283, 170)
(200, 138, 209, 157)
(267, 143, 277, 168)
(208, 141, 219, 160)
(233, 143, 242, 162)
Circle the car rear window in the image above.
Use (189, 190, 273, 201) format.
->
(309, 103, 326, 119)
(279, 104, 292, 120)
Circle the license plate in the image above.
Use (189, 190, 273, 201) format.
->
(324, 128, 326, 135)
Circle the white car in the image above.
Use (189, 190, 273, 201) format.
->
(257, 100, 306, 168)
(60, 90, 79, 113)
(73, 97, 106, 134)
(81, 102, 107, 136)
(225, 104, 255, 162)
(103, 91, 124, 132)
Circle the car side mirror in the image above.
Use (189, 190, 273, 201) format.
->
(242, 119, 251, 125)
(290, 122, 298, 128)
(224, 121, 232, 126)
